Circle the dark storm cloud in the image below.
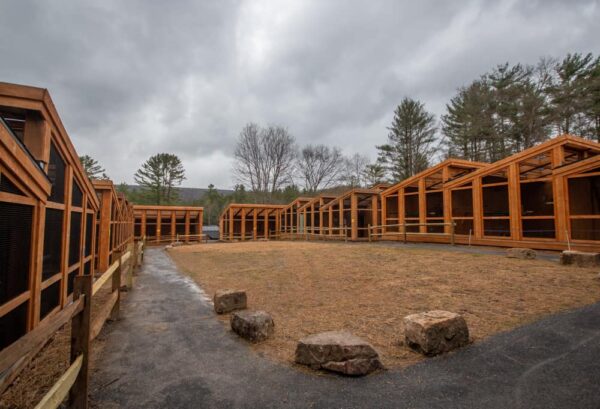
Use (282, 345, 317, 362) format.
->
(1, 0, 599, 187)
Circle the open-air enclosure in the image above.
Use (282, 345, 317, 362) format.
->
(219, 135, 600, 251)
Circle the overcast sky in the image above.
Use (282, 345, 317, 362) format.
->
(1, 0, 599, 188)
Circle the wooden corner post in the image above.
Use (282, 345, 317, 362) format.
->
(110, 250, 122, 321)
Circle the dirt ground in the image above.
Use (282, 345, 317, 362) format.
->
(170, 241, 600, 369)
(0, 280, 124, 409)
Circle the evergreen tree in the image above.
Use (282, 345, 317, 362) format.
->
(377, 98, 437, 181)
(133, 153, 185, 205)
(362, 163, 386, 186)
(79, 155, 108, 180)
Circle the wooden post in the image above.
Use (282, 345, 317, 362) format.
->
(351, 194, 358, 241)
(253, 210, 258, 240)
(184, 210, 191, 243)
(171, 211, 176, 243)
(450, 221, 455, 245)
(329, 206, 333, 237)
(418, 178, 427, 234)
(228, 207, 234, 241)
(141, 210, 146, 239)
(69, 274, 92, 409)
(368, 224, 371, 242)
(156, 211, 162, 244)
(110, 251, 122, 321)
(473, 177, 483, 239)
(371, 195, 378, 239)
(264, 210, 269, 240)
(508, 162, 521, 240)
(381, 194, 387, 235)
(241, 208, 247, 241)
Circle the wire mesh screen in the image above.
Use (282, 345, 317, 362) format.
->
(0, 173, 25, 196)
(47, 142, 66, 204)
(85, 213, 93, 257)
(0, 202, 33, 304)
(72, 181, 83, 207)
(69, 212, 82, 266)
(42, 209, 63, 280)
(40, 280, 60, 319)
(0, 301, 28, 350)
(67, 270, 76, 295)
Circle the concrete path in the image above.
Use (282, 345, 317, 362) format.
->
(91, 248, 600, 409)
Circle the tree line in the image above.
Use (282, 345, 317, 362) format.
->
(80, 52, 599, 223)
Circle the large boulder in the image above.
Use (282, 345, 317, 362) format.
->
(295, 331, 382, 376)
(230, 310, 274, 342)
(403, 310, 469, 356)
(214, 289, 247, 314)
(560, 251, 600, 267)
(506, 248, 537, 260)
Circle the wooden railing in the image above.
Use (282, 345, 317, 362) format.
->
(367, 222, 456, 245)
(0, 238, 145, 408)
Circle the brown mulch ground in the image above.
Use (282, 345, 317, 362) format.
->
(170, 241, 600, 369)
(0, 279, 126, 409)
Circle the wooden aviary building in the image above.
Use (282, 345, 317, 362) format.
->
(377, 135, 600, 251)
(133, 205, 204, 244)
(219, 203, 285, 241)
(0, 82, 102, 350)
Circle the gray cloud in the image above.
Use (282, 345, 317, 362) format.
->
(1, 0, 599, 188)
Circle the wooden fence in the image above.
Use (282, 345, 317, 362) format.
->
(0, 239, 144, 409)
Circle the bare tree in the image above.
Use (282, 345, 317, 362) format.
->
(296, 145, 344, 193)
(342, 153, 369, 188)
(233, 123, 296, 202)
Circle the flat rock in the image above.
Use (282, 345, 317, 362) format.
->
(404, 310, 469, 356)
(214, 289, 247, 314)
(295, 331, 382, 376)
(506, 248, 537, 260)
(230, 310, 274, 342)
(560, 251, 600, 267)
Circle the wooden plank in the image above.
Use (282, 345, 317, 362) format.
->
(69, 275, 91, 409)
(34, 355, 82, 409)
(92, 261, 118, 296)
(0, 291, 29, 318)
(89, 291, 118, 341)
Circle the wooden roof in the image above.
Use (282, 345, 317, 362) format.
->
(0, 82, 100, 209)
(445, 135, 600, 188)
(381, 158, 487, 197)
(297, 194, 339, 212)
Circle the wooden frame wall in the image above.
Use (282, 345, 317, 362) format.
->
(297, 195, 337, 235)
(93, 180, 135, 271)
(219, 204, 285, 241)
(133, 205, 203, 244)
(378, 135, 600, 251)
(279, 197, 311, 234)
(319, 188, 382, 241)
(0, 82, 100, 351)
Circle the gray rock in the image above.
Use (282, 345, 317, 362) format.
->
(506, 248, 537, 260)
(214, 289, 247, 314)
(230, 310, 274, 342)
(560, 251, 600, 267)
(295, 331, 382, 376)
(404, 310, 469, 356)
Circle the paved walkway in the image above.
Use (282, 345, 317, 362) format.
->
(91, 248, 600, 409)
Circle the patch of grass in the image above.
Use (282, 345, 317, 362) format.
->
(170, 241, 600, 369)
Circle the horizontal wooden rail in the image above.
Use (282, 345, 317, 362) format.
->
(92, 251, 131, 296)
(34, 355, 82, 409)
(0, 298, 84, 393)
(90, 291, 118, 341)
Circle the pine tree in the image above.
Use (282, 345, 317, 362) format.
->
(377, 98, 437, 181)
(133, 153, 185, 205)
(79, 155, 108, 180)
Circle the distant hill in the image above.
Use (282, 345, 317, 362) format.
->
(126, 185, 234, 204)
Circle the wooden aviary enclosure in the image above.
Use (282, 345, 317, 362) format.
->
(278, 197, 311, 234)
(319, 188, 384, 241)
(133, 205, 204, 244)
(93, 180, 134, 271)
(0, 82, 142, 406)
(0, 82, 101, 351)
(376, 135, 600, 251)
(219, 203, 285, 241)
(296, 195, 338, 236)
